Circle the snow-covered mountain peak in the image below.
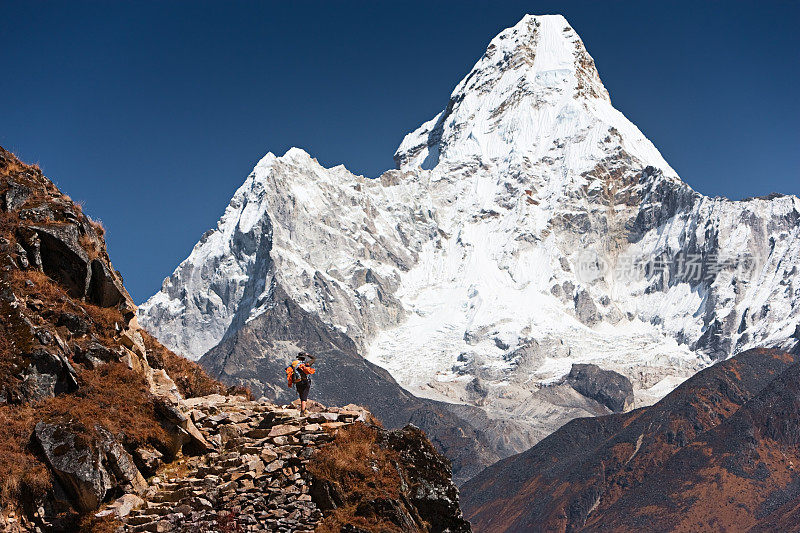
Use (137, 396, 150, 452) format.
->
(394, 14, 618, 172)
(472, 14, 607, 98)
(281, 146, 314, 163)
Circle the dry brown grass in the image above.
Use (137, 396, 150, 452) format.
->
(10, 269, 69, 307)
(39, 363, 170, 449)
(0, 404, 51, 505)
(0, 275, 39, 400)
(1, 157, 28, 176)
(88, 217, 105, 237)
(308, 423, 403, 533)
(8, 269, 124, 343)
(79, 232, 102, 260)
(1, 152, 47, 212)
(0, 148, 207, 523)
(82, 301, 124, 333)
(141, 331, 227, 398)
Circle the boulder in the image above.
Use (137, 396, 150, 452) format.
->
(355, 497, 419, 531)
(566, 363, 634, 413)
(14, 242, 29, 268)
(95, 493, 144, 519)
(309, 479, 344, 511)
(154, 398, 213, 454)
(119, 328, 147, 359)
(97, 427, 148, 495)
(574, 289, 601, 326)
(34, 422, 113, 512)
(73, 342, 120, 369)
(383, 425, 472, 533)
(57, 312, 90, 336)
(34, 422, 150, 513)
(148, 368, 183, 403)
(134, 446, 164, 476)
(17, 228, 42, 270)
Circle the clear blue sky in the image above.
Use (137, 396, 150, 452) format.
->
(1, 1, 798, 302)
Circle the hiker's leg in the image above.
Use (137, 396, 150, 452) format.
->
(298, 383, 309, 414)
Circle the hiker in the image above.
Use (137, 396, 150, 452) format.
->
(286, 352, 316, 415)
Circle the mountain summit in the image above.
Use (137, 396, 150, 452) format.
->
(140, 14, 800, 477)
(396, 14, 612, 169)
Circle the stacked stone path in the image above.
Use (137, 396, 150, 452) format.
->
(102, 394, 368, 532)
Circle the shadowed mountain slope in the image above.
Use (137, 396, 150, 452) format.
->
(461, 348, 800, 532)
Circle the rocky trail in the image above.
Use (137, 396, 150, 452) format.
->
(105, 395, 367, 532)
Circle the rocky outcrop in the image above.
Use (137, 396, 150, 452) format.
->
(33, 422, 147, 513)
(565, 363, 633, 413)
(34, 421, 115, 513)
(309, 422, 472, 532)
(461, 348, 800, 532)
(0, 146, 141, 407)
(381, 425, 472, 532)
(105, 395, 469, 533)
(0, 147, 473, 532)
(0, 148, 229, 529)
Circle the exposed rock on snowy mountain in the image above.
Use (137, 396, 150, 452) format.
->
(140, 14, 800, 477)
(565, 363, 633, 413)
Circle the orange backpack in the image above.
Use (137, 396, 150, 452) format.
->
(286, 360, 316, 388)
(286, 361, 300, 388)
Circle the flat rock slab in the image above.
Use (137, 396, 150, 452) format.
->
(268, 424, 302, 438)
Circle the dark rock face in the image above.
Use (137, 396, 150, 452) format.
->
(95, 427, 147, 496)
(88, 258, 126, 308)
(28, 224, 91, 299)
(382, 425, 472, 533)
(72, 342, 119, 369)
(573, 290, 600, 326)
(565, 363, 633, 413)
(57, 312, 90, 336)
(461, 348, 800, 532)
(627, 166, 700, 242)
(20, 347, 79, 401)
(2, 179, 32, 211)
(201, 283, 500, 484)
(309, 423, 471, 533)
(34, 422, 114, 512)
